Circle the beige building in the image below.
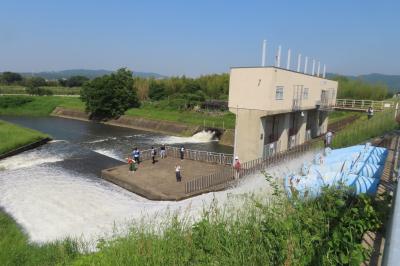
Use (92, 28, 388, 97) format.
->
(229, 66, 338, 162)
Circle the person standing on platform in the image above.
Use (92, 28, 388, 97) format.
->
(233, 156, 241, 179)
(160, 145, 166, 159)
(180, 146, 185, 160)
(151, 146, 156, 164)
(175, 164, 182, 182)
(133, 147, 140, 164)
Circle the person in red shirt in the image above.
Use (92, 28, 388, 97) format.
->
(233, 156, 241, 179)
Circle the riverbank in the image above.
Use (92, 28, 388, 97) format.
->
(0, 96, 235, 144)
(0, 120, 49, 156)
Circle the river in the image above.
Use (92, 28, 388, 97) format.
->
(0, 116, 273, 247)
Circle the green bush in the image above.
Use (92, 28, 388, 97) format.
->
(0, 96, 33, 108)
(26, 87, 53, 96)
(333, 76, 389, 100)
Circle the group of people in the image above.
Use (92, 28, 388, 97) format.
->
(126, 145, 186, 182)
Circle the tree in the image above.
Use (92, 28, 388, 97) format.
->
(149, 80, 167, 100)
(24, 76, 47, 87)
(66, 75, 89, 87)
(81, 68, 139, 119)
(1, 72, 23, 84)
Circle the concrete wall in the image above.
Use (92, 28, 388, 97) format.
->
(233, 109, 265, 162)
(229, 67, 338, 162)
(229, 67, 338, 114)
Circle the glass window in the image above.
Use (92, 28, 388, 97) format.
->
(303, 88, 309, 100)
(275, 86, 284, 100)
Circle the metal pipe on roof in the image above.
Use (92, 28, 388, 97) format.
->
(304, 56, 308, 74)
(261, 40, 267, 67)
(297, 54, 302, 72)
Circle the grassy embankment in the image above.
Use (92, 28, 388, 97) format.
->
(0, 95, 236, 129)
(328, 110, 361, 124)
(332, 110, 398, 148)
(0, 85, 80, 95)
(0, 119, 48, 155)
(0, 186, 387, 266)
(0, 96, 84, 116)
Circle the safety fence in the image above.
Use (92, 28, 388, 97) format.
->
(185, 141, 321, 194)
(132, 146, 233, 165)
(335, 99, 395, 111)
(185, 168, 235, 194)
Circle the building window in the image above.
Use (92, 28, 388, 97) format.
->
(275, 86, 284, 100)
(303, 88, 309, 100)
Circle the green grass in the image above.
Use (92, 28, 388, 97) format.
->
(328, 110, 361, 124)
(125, 106, 235, 129)
(0, 210, 80, 266)
(0, 120, 49, 155)
(0, 96, 84, 116)
(0, 85, 81, 95)
(0, 95, 234, 129)
(332, 110, 398, 148)
(0, 186, 386, 266)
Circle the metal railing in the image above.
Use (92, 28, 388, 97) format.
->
(131, 146, 233, 165)
(305, 129, 312, 142)
(185, 168, 235, 194)
(335, 99, 395, 110)
(238, 142, 317, 178)
(263, 141, 280, 158)
(185, 141, 320, 194)
(289, 134, 298, 149)
(382, 135, 400, 265)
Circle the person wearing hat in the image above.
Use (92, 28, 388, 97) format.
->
(233, 156, 241, 179)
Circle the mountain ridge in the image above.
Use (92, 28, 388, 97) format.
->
(19, 69, 166, 80)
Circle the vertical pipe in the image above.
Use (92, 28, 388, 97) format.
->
(304, 56, 308, 74)
(297, 54, 302, 72)
(312, 59, 316, 75)
(276, 45, 282, 67)
(323, 64, 326, 78)
(317, 61, 321, 77)
(261, 40, 267, 67)
(286, 48, 291, 70)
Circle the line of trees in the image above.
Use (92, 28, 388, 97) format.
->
(333, 75, 390, 100)
(0, 72, 89, 88)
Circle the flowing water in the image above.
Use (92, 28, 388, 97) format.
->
(0, 116, 277, 246)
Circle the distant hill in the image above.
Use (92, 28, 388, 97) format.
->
(20, 69, 166, 80)
(327, 73, 400, 93)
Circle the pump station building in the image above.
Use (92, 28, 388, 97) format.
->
(229, 66, 338, 162)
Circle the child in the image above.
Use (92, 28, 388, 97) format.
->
(127, 156, 136, 173)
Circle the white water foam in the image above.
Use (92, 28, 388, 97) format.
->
(0, 146, 313, 247)
(156, 130, 216, 144)
(93, 149, 125, 162)
(0, 150, 63, 170)
(85, 137, 117, 144)
(0, 166, 273, 246)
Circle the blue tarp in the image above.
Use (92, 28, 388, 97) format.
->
(285, 144, 387, 198)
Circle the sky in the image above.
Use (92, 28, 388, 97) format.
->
(0, 0, 399, 77)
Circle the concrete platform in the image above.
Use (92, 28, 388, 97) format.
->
(101, 157, 229, 201)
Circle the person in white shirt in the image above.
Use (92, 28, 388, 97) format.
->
(367, 107, 374, 120)
(175, 164, 182, 182)
(325, 130, 333, 147)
